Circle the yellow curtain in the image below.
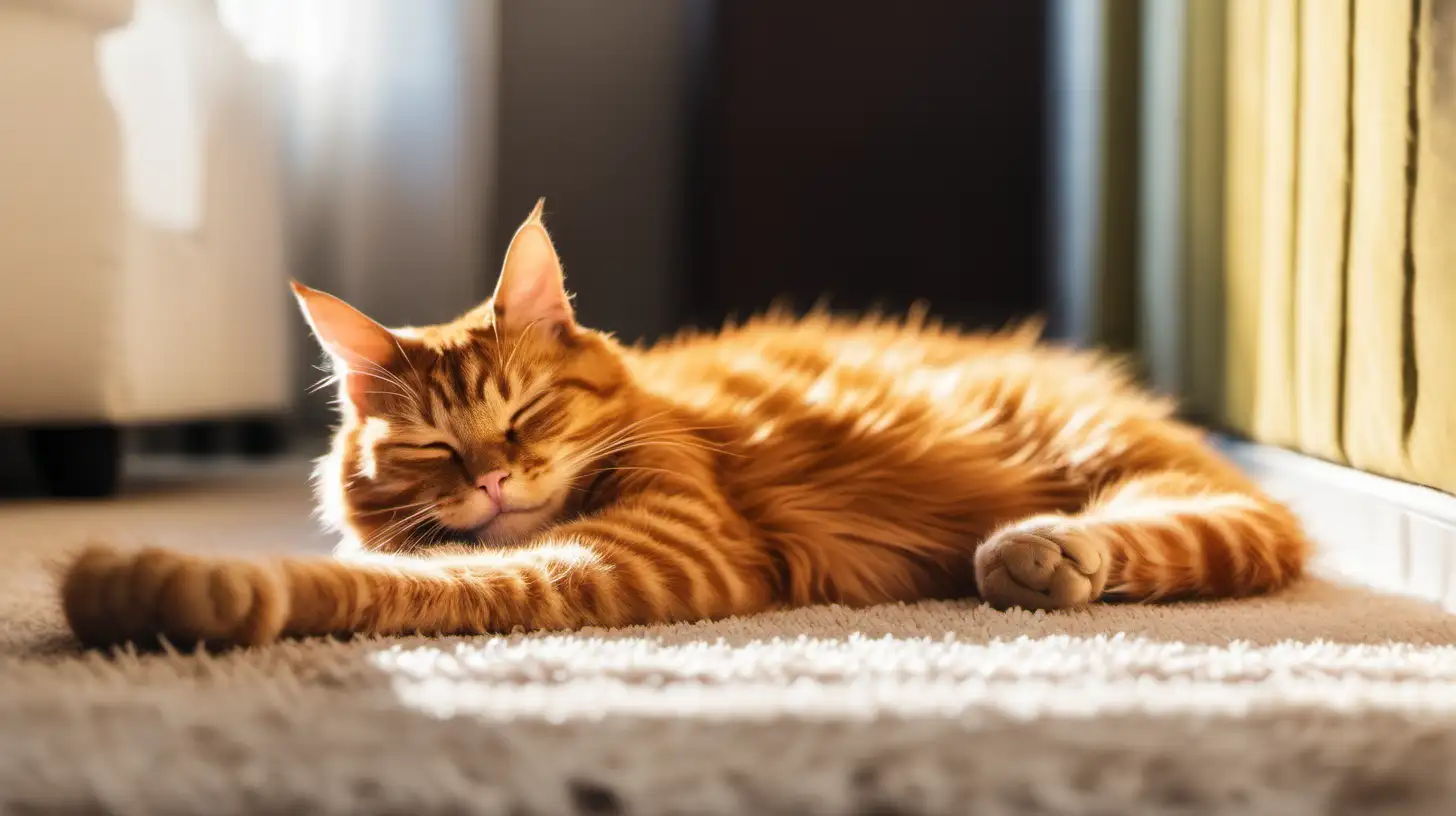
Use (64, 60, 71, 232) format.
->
(1224, 0, 1456, 494)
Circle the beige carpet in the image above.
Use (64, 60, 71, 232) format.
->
(4, 459, 1456, 814)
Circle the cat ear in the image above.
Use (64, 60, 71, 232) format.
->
(492, 199, 575, 335)
(291, 281, 406, 416)
(291, 281, 399, 370)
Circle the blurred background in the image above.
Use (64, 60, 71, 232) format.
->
(0, 0, 1452, 501)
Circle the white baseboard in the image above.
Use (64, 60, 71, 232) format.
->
(1221, 439, 1456, 609)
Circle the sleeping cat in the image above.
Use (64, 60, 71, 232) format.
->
(61, 201, 1310, 648)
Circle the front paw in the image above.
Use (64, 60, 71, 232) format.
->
(974, 519, 1110, 611)
(61, 545, 288, 648)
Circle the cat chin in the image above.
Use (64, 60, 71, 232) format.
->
(467, 509, 556, 548)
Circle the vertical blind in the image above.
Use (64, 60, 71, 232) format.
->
(1049, 0, 1456, 496)
(1226, 0, 1456, 494)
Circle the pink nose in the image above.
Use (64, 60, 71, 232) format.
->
(475, 470, 510, 503)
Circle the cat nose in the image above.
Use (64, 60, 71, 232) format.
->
(475, 470, 509, 503)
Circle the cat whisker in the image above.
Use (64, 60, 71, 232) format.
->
(565, 433, 743, 467)
(362, 503, 441, 551)
(354, 499, 437, 517)
(351, 360, 423, 406)
(591, 419, 741, 448)
(392, 521, 436, 556)
(502, 318, 546, 380)
(360, 389, 417, 403)
(490, 312, 508, 373)
(604, 429, 741, 453)
(357, 373, 422, 405)
(574, 465, 678, 481)
(389, 334, 421, 379)
(404, 520, 450, 555)
(567, 439, 704, 464)
(393, 526, 425, 556)
(568, 411, 683, 454)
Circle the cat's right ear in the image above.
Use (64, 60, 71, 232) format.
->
(291, 281, 403, 412)
(291, 281, 398, 369)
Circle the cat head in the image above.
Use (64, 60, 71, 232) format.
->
(296, 201, 634, 552)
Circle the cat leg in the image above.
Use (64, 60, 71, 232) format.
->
(61, 543, 673, 648)
(974, 470, 1310, 611)
(61, 545, 291, 648)
(62, 498, 771, 647)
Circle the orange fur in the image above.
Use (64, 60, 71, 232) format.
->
(60, 205, 1311, 648)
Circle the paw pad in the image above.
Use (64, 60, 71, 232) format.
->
(974, 523, 1109, 611)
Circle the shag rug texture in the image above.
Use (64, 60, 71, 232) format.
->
(3, 459, 1456, 815)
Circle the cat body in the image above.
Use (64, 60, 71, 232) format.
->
(61, 203, 1310, 647)
(619, 314, 1259, 609)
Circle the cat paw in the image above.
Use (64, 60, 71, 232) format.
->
(974, 520, 1109, 611)
(60, 545, 288, 649)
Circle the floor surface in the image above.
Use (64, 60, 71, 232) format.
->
(4, 457, 1456, 813)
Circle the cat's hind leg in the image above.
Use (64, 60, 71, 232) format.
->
(974, 470, 1310, 611)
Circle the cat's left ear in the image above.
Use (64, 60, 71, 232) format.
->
(492, 198, 575, 336)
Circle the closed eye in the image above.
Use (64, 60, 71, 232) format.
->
(408, 440, 469, 477)
(398, 440, 461, 460)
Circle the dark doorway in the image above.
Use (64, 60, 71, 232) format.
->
(687, 1, 1050, 330)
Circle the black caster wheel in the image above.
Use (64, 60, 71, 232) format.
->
(26, 425, 123, 498)
(180, 420, 227, 457)
(238, 417, 289, 458)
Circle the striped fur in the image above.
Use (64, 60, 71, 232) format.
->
(61, 205, 1311, 648)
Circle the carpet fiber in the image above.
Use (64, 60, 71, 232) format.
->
(4, 459, 1456, 814)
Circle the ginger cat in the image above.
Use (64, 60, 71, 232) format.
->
(61, 201, 1310, 648)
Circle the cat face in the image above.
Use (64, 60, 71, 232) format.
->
(297, 200, 632, 552)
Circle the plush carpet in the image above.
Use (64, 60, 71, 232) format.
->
(4, 458, 1456, 814)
